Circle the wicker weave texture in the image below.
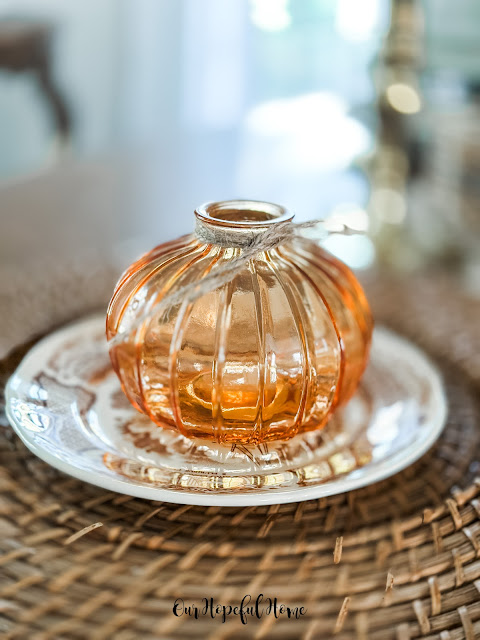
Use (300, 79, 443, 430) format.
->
(1, 266, 480, 639)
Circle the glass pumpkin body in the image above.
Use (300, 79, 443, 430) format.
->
(106, 201, 373, 445)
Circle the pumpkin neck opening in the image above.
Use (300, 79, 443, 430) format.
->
(194, 200, 294, 248)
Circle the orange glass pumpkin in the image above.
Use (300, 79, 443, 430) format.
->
(106, 200, 373, 445)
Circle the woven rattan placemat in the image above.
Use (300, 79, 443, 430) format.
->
(1, 263, 480, 639)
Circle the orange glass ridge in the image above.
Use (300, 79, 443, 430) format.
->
(106, 200, 373, 445)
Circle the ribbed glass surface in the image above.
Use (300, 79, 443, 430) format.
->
(107, 203, 373, 445)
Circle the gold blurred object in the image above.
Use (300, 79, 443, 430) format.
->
(368, 0, 424, 268)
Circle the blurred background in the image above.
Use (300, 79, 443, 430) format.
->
(0, 0, 479, 284)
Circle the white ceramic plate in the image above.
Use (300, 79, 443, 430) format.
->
(5, 315, 447, 507)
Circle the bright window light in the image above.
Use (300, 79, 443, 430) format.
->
(323, 234, 375, 270)
(335, 0, 380, 42)
(245, 92, 371, 172)
(330, 203, 370, 232)
(249, 0, 291, 32)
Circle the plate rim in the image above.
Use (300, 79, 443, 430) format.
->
(5, 315, 448, 507)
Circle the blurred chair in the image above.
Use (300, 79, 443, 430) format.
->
(0, 18, 71, 146)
